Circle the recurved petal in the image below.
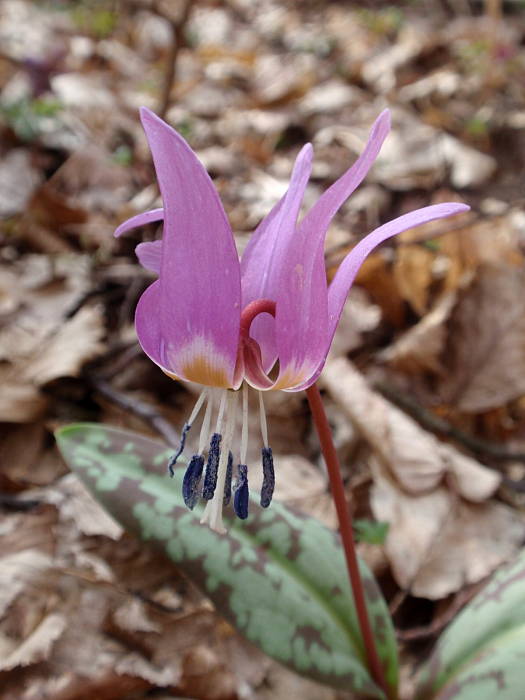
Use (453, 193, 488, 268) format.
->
(299, 110, 390, 244)
(328, 203, 469, 336)
(240, 198, 283, 371)
(240, 146, 313, 375)
(114, 208, 164, 237)
(135, 281, 172, 373)
(289, 202, 470, 393)
(290, 203, 469, 393)
(271, 111, 391, 390)
(139, 108, 241, 388)
(136, 240, 162, 273)
(251, 145, 320, 389)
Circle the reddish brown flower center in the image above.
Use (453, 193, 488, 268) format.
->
(240, 299, 276, 339)
(236, 299, 276, 389)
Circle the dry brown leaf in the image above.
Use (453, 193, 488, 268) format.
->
(354, 252, 405, 328)
(0, 376, 47, 423)
(21, 305, 105, 385)
(0, 613, 67, 671)
(328, 287, 381, 359)
(0, 149, 42, 218)
(273, 455, 336, 529)
(440, 264, 525, 412)
(0, 550, 52, 618)
(43, 475, 122, 540)
(321, 358, 520, 597)
(393, 244, 435, 315)
(322, 357, 499, 497)
(0, 255, 93, 362)
(370, 461, 525, 598)
(370, 466, 451, 591)
(371, 108, 496, 190)
(252, 53, 315, 104)
(380, 292, 457, 374)
(362, 25, 425, 93)
(408, 499, 525, 599)
(440, 134, 497, 189)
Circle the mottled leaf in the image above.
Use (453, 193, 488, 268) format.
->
(55, 423, 397, 698)
(416, 547, 525, 699)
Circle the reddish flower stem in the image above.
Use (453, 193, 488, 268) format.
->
(306, 383, 390, 699)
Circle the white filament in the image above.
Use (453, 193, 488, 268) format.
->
(215, 388, 227, 434)
(188, 388, 208, 426)
(258, 390, 268, 448)
(198, 391, 214, 454)
(200, 389, 238, 533)
(240, 382, 249, 465)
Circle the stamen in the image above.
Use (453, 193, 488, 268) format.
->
(182, 455, 204, 509)
(198, 391, 214, 454)
(240, 382, 249, 465)
(260, 446, 275, 508)
(258, 391, 269, 447)
(234, 464, 249, 519)
(215, 389, 227, 434)
(167, 422, 190, 476)
(202, 433, 221, 500)
(223, 451, 233, 506)
(167, 389, 208, 476)
(189, 388, 209, 424)
(200, 390, 238, 533)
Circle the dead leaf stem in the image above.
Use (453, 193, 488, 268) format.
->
(90, 378, 179, 447)
(375, 381, 525, 465)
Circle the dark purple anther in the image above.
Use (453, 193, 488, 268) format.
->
(233, 464, 249, 519)
(260, 446, 275, 508)
(202, 433, 221, 499)
(168, 422, 191, 476)
(182, 455, 204, 509)
(223, 451, 233, 506)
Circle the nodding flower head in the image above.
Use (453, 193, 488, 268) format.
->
(115, 107, 469, 533)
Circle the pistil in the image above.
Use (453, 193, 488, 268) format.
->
(201, 390, 238, 532)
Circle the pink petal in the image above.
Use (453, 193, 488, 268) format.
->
(135, 281, 171, 372)
(291, 202, 470, 392)
(241, 146, 313, 375)
(271, 111, 392, 389)
(240, 199, 283, 371)
(114, 208, 164, 237)
(300, 110, 391, 247)
(247, 145, 316, 389)
(135, 240, 162, 274)
(139, 108, 241, 387)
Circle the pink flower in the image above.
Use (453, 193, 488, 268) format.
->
(116, 107, 468, 531)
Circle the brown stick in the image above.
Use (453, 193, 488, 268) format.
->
(158, 0, 193, 119)
(374, 381, 525, 464)
(305, 384, 391, 699)
(91, 378, 180, 447)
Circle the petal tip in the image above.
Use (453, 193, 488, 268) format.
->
(297, 142, 314, 165)
(440, 202, 471, 216)
(374, 108, 391, 137)
(140, 106, 169, 138)
(139, 105, 156, 123)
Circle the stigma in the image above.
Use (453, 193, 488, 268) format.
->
(168, 382, 275, 533)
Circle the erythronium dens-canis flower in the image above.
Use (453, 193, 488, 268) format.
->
(115, 107, 469, 533)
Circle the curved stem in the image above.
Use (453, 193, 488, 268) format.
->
(306, 383, 390, 699)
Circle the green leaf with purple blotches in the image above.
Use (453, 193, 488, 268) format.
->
(416, 547, 525, 699)
(56, 423, 397, 698)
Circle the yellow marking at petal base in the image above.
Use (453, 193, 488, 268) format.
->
(272, 366, 311, 391)
(162, 369, 182, 382)
(181, 354, 231, 388)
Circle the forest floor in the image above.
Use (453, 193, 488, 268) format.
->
(1, 0, 525, 698)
